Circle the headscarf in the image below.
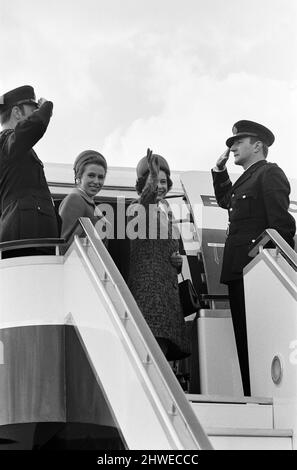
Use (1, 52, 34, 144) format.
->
(136, 154, 170, 178)
(74, 150, 107, 182)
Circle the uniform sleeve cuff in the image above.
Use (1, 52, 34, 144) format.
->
(212, 166, 226, 172)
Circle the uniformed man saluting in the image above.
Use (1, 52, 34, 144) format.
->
(212, 120, 296, 396)
(0, 85, 60, 252)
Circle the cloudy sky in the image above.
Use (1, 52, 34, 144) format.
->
(0, 0, 296, 176)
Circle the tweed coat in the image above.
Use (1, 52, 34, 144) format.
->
(0, 102, 59, 242)
(59, 188, 110, 243)
(127, 181, 190, 361)
(212, 160, 296, 284)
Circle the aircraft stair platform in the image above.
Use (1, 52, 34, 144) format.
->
(0, 220, 296, 450)
(188, 394, 292, 450)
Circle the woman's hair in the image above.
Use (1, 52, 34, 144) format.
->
(135, 171, 173, 195)
(74, 151, 107, 184)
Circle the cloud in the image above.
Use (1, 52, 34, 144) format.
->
(102, 69, 297, 176)
(0, 0, 296, 179)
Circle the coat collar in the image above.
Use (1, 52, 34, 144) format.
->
(232, 160, 266, 191)
(74, 187, 96, 206)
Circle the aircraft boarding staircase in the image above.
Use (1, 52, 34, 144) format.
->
(0, 215, 295, 449)
(171, 172, 296, 450)
(0, 218, 211, 450)
(180, 171, 296, 450)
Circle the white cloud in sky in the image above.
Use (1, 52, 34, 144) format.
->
(103, 71, 297, 173)
(0, 0, 296, 177)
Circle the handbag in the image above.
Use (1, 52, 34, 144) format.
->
(178, 273, 200, 317)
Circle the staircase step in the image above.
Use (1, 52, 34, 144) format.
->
(190, 402, 273, 429)
(207, 427, 293, 450)
(187, 395, 292, 449)
(188, 394, 273, 429)
(187, 393, 273, 404)
(207, 427, 292, 437)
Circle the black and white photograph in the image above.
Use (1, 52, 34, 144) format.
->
(0, 0, 296, 457)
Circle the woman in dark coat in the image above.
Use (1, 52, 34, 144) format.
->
(127, 149, 190, 361)
(59, 150, 110, 242)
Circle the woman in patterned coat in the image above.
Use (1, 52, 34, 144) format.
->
(127, 149, 190, 361)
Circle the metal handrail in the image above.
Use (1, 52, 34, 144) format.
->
(75, 217, 213, 450)
(0, 238, 65, 258)
(249, 229, 297, 272)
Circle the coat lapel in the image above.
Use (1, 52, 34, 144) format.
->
(232, 160, 266, 191)
(31, 150, 44, 167)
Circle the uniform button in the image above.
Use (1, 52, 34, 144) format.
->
(37, 206, 41, 210)
(231, 194, 235, 198)
(229, 208, 233, 212)
(242, 195, 246, 199)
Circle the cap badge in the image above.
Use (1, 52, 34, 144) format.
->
(0, 95, 4, 105)
(232, 125, 237, 135)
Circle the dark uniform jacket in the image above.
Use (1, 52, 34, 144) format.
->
(212, 160, 296, 284)
(0, 102, 59, 242)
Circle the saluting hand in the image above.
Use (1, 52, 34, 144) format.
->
(216, 149, 230, 170)
(37, 97, 53, 116)
(37, 97, 48, 107)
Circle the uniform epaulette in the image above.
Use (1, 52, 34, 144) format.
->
(0, 129, 13, 142)
(0, 129, 13, 135)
